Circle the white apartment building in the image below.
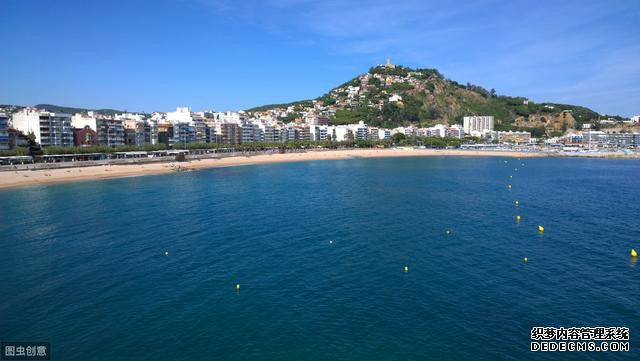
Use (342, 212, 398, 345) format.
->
(463, 115, 494, 134)
(378, 128, 391, 140)
(167, 107, 192, 124)
(309, 124, 328, 141)
(12, 108, 73, 146)
(427, 124, 447, 138)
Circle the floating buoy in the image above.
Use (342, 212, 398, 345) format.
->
(164, 251, 169, 256)
(445, 229, 452, 235)
(516, 215, 521, 222)
(509, 175, 513, 179)
(404, 266, 409, 273)
(538, 225, 544, 233)
(236, 283, 241, 290)
(508, 184, 512, 189)
(329, 240, 333, 244)
(523, 257, 528, 262)
(504, 160, 508, 163)
(632, 249, 638, 257)
(514, 168, 518, 171)
(521, 163, 525, 166)
(515, 200, 520, 206)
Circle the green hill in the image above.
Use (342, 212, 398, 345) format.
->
(248, 64, 612, 132)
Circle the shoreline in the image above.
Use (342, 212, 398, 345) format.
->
(0, 148, 636, 190)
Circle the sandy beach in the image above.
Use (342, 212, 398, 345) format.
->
(0, 148, 606, 190)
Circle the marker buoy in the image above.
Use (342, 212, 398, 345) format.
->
(508, 184, 512, 189)
(515, 200, 519, 206)
(523, 257, 528, 262)
(509, 175, 513, 179)
(516, 215, 521, 222)
(632, 249, 638, 257)
(236, 283, 241, 290)
(165, 251, 169, 256)
(538, 225, 544, 233)
(404, 266, 409, 273)
(329, 240, 333, 244)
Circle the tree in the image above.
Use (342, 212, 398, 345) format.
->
(27, 132, 43, 158)
(391, 133, 406, 144)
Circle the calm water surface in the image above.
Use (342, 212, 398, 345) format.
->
(1, 157, 639, 360)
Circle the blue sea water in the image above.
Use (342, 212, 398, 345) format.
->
(1, 156, 639, 360)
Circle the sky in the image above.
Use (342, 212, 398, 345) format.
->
(1, 0, 638, 116)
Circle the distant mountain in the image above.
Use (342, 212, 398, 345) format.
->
(248, 63, 614, 135)
(34, 104, 125, 116)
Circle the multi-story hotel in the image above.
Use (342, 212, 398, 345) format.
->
(12, 108, 73, 147)
(463, 115, 494, 134)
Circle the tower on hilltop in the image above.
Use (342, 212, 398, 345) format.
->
(385, 57, 395, 69)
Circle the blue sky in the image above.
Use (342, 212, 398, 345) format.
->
(1, 0, 638, 116)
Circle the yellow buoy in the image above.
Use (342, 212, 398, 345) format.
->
(404, 266, 409, 273)
(236, 283, 241, 290)
(523, 257, 528, 262)
(632, 249, 638, 257)
(516, 215, 521, 222)
(508, 184, 512, 189)
(538, 225, 544, 233)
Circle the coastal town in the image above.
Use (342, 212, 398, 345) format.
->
(1, 60, 639, 165)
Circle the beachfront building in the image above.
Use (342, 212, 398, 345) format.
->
(352, 121, 369, 140)
(262, 125, 280, 142)
(72, 112, 125, 147)
(0, 112, 9, 150)
(217, 123, 242, 145)
(73, 126, 98, 147)
(427, 124, 447, 138)
(368, 127, 379, 141)
(581, 131, 640, 149)
(96, 118, 125, 147)
(309, 124, 328, 141)
(241, 121, 263, 142)
(171, 122, 196, 147)
(497, 130, 531, 144)
(447, 124, 465, 138)
(12, 108, 73, 147)
(463, 115, 494, 134)
(123, 119, 158, 146)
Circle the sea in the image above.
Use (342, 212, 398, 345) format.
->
(1, 156, 639, 360)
